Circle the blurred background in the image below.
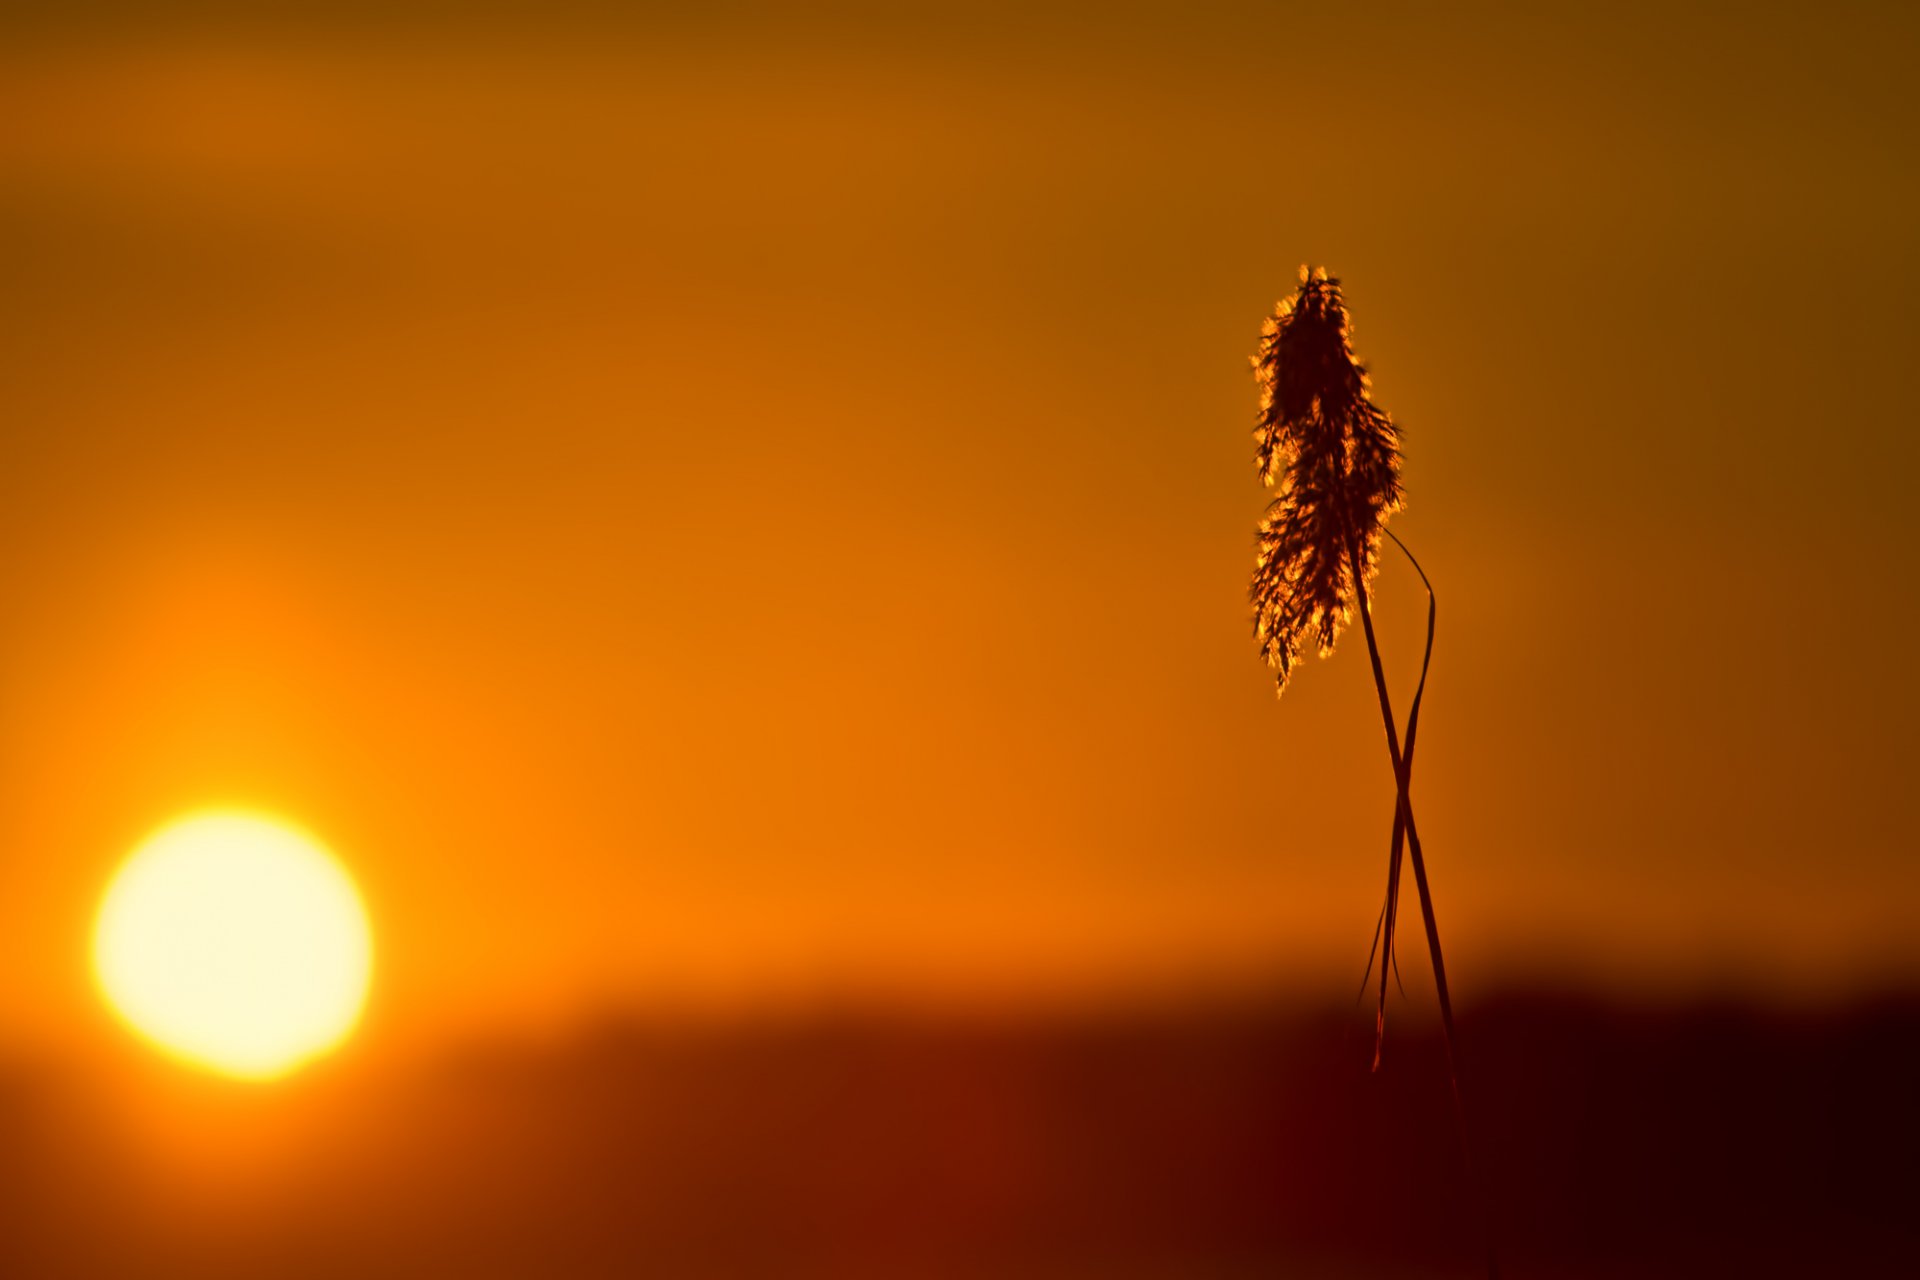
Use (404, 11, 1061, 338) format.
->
(0, 1, 1915, 1275)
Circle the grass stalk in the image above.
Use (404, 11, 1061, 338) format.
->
(1348, 537, 1499, 1280)
(1357, 529, 1433, 1050)
(1249, 268, 1495, 1277)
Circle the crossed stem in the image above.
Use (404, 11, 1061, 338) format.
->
(1348, 534, 1500, 1280)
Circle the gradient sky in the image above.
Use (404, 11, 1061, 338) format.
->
(1, 0, 1916, 1054)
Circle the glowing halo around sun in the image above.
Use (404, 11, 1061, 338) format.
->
(92, 811, 374, 1080)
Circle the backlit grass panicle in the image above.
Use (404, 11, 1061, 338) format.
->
(1249, 267, 1403, 695)
(1243, 267, 1497, 1278)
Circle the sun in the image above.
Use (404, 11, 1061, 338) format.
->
(92, 811, 374, 1080)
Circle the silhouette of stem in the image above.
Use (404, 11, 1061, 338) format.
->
(1358, 530, 1433, 1035)
(1347, 537, 1499, 1280)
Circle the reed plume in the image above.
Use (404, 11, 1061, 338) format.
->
(1248, 267, 1498, 1279)
(1249, 267, 1402, 695)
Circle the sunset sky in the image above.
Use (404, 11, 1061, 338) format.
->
(1, 0, 1916, 1064)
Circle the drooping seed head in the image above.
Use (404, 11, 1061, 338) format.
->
(1249, 268, 1403, 695)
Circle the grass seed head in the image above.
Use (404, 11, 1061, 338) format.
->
(1249, 268, 1403, 695)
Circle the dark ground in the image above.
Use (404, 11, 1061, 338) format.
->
(1, 989, 1913, 1277)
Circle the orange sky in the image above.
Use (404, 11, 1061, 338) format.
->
(1, 1, 1916, 1054)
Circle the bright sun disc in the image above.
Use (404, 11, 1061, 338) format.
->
(92, 811, 373, 1080)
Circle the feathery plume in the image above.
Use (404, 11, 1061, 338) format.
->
(1249, 267, 1402, 694)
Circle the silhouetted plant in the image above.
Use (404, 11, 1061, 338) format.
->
(1249, 267, 1498, 1279)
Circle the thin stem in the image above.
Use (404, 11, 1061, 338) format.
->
(1356, 898, 1408, 1007)
(1348, 537, 1411, 1068)
(1347, 538, 1499, 1280)
(1359, 531, 1434, 1051)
